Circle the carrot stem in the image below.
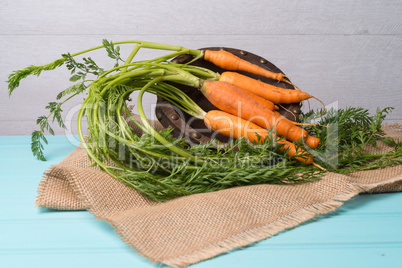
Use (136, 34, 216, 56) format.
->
(121, 44, 141, 72)
(136, 78, 203, 164)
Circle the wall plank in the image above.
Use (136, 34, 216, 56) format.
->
(1, 0, 401, 35)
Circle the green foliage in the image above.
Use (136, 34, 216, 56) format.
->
(7, 59, 65, 96)
(102, 39, 123, 67)
(62, 53, 104, 80)
(56, 82, 86, 100)
(301, 106, 401, 173)
(31, 130, 48, 161)
(8, 43, 117, 161)
(45, 102, 66, 129)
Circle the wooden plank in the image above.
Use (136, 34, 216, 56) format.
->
(1, 0, 401, 35)
(2, 247, 401, 268)
(0, 251, 153, 268)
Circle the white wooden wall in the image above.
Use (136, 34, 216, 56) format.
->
(1, 0, 401, 135)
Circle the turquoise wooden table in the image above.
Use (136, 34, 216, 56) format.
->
(1, 135, 402, 268)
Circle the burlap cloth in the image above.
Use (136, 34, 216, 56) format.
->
(36, 117, 402, 267)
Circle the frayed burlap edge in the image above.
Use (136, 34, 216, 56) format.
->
(36, 167, 54, 206)
(36, 166, 87, 210)
(160, 174, 402, 267)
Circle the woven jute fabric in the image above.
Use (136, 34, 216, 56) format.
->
(36, 120, 402, 267)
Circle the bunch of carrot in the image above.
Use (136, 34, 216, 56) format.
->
(124, 46, 325, 168)
(176, 48, 325, 169)
(7, 39, 325, 169)
(7, 39, 328, 200)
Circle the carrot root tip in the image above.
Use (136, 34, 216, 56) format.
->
(312, 96, 326, 115)
(313, 162, 326, 171)
(282, 75, 299, 89)
(278, 104, 297, 121)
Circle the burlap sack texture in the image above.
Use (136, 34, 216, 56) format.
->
(36, 117, 402, 268)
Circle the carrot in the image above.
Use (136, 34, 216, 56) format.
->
(219, 71, 315, 104)
(242, 90, 278, 111)
(204, 50, 291, 84)
(204, 110, 320, 166)
(200, 80, 320, 149)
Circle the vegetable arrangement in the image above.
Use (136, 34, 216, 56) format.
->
(7, 40, 402, 201)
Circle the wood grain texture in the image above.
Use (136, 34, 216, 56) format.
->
(1, 0, 401, 135)
(2, 0, 402, 35)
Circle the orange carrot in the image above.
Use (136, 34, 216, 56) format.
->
(219, 72, 313, 104)
(242, 90, 278, 111)
(200, 80, 320, 149)
(204, 110, 315, 165)
(204, 50, 290, 83)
